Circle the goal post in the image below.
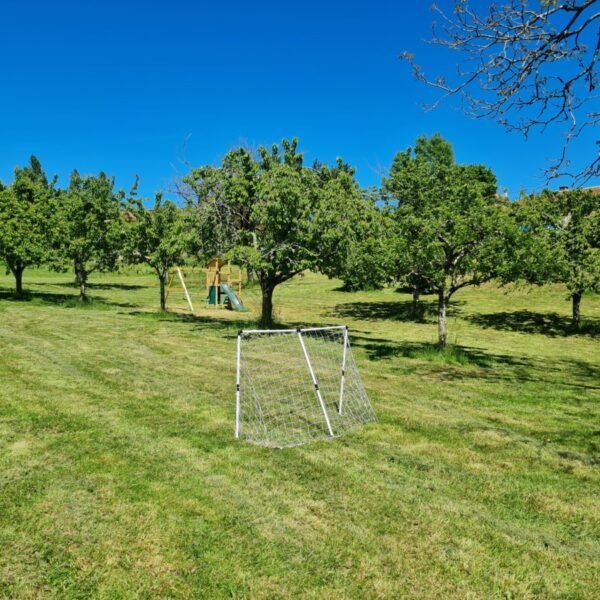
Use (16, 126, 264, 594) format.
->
(338, 325, 348, 416)
(235, 325, 376, 447)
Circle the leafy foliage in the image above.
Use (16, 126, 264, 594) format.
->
(384, 134, 510, 346)
(128, 193, 191, 309)
(511, 188, 600, 327)
(183, 139, 369, 324)
(312, 168, 393, 292)
(0, 156, 56, 294)
(54, 171, 128, 301)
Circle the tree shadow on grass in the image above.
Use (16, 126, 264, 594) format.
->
(124, 309, 259, 338)
(351, 337, 507, 368)
(394, 285, 436, 296)
(330, 285, 384, 293)
(125, 311, 355, 342)
(350, 335, 600, 391)
(467, 310, 600, 338)
(0, 287, 139, 309)
(329, 300, 449, 323)
(38, 281, 149, 291)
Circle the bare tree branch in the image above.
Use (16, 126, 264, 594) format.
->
(402, 0, 600, 185)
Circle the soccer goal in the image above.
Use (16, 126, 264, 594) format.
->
(235, 326, 376, 447)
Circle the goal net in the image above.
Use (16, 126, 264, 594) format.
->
(235, 326, 376, 447)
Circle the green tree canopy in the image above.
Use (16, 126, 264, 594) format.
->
(384, 134, 511, 347)
(313, 174, 393, 292)
(0, 155, 56, 295)
(511, 188, 600, 328)
(183, 139, 370, 324)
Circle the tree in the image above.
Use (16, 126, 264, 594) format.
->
(55, 171, 128, 301)
(330, 209, 394, 292)
(128, 193, 190, 310)
(384, 134, 511, 347)
(0, 156, 56, 295)
(511, 188, 600, 327)
(181, 146, 259, 262)
(182, 139, 368, 325)
(183, 140, 316, 325)
(402, 0, 600, 184)
(311, 163, 393, 291)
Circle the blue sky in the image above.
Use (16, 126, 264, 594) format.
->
(1, 0, 597, 200)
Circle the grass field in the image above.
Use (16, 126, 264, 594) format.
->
(0, 268, 599, 599)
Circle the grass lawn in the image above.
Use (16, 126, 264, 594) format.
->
(0, 268, 599, 599)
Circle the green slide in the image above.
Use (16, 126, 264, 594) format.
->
(220, 283, 249, 312)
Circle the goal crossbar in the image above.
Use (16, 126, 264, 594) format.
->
(240, 325, 347, 335)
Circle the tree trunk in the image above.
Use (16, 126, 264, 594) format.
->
(572, 291, 582, 329)
(412, 286, 420, 313)
(260, 278, 275, 326)
(159, 273, 167, 311)
(74, 260, 88, 302)
(437, 290, 448, 348)
(11, 264, 25, 296)
(78, 278, 87, 302)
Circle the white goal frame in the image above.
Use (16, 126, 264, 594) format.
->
(235, 325, 376, 447)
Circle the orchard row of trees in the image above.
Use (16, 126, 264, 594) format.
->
(0, 159, 133, 301)
(1, 136, 599, 347)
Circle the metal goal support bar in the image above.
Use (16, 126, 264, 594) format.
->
(297, 330, 334, 437)
(235, 332, 242, 438)
(338, 326, 349, 415)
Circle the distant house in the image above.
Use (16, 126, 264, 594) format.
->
(558, 185, 600, 195)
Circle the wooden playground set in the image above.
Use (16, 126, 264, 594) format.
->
(165, 258, 248, 314)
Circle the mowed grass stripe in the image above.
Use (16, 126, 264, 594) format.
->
(0, 269, 598, 598)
